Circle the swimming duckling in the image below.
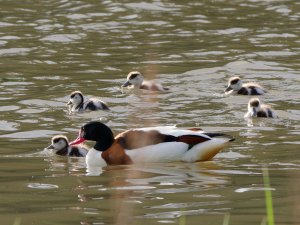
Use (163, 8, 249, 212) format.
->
(66, 91, 109, 113)
(46, 135, 88, 157)
(244, 98, 276, 118)
(225, 76, 265, 95)
(122, 71, 169, 91)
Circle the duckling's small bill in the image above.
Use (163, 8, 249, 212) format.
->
(122, 80, 131, 87)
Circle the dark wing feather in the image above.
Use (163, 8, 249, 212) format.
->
(177, 135, 211, 149)
(85, 101, 97, 111)
(237, 87, 249, 95)
(116, 130, 176, 150)
(257, 111, 267, 117)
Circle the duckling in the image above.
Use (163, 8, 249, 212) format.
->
(66, 91, 109, 113)
(225, 76, 265, 95)
(122, 71, 169, 91)
(244, 98, 276, 118)
(46, 135, 88, 157)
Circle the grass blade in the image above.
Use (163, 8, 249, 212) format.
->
(262, 167, 275, 225)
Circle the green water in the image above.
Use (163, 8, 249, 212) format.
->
(0, 0, 300, 224)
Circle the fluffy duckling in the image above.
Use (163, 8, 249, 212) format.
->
(67, 91, 109, 113)
(122, 71, 169, 91)
(225, 76, 265, 95)
(46, 135, 88, 157)
(244, 98, 276, 118)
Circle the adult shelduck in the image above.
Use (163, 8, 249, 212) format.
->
(69, 121, 234, 168)
(46, 135, 88, 157)
(225, 76, 265, 95)
(244, 98, 276, 118)
(67, 91, 109, 113)
(121, 71, 169, 91)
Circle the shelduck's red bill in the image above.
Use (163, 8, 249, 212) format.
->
(69, 129, 85, 146)
(69, 137, 85, 146)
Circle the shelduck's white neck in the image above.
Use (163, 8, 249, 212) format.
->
(86, 148, 107, 168)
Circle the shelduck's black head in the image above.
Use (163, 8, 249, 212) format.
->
(69, 121, 115, 152)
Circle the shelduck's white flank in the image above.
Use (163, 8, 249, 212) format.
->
(86, 137, 229, 168)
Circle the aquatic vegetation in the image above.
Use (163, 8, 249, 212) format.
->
(263, 167, 275, 225)
(222, 213, 230, 225)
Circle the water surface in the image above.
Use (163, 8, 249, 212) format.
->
(0, 0, 300, 224)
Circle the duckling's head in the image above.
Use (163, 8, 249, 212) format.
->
(225, 76, 243, 92)
(67, 91, 84, 107)
(248, 98, 262, 117)
(122, 71, 144, 88)
(46, 135, 69, 151)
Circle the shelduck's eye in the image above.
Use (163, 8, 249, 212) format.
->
(80, 127, 85, 137)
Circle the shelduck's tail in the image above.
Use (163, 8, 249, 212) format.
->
(202, 133, 235, 142)
(181, 133, 235, 162)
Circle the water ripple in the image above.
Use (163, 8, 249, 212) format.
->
(40, 34, 85, 43)
(0, 121, 19, 131)
(0, 48, 32, 56)
(27, 183, 59, 189)
(0, 130, 62, 139)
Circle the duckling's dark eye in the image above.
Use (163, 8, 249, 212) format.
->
(129, 74, 139, 79)
(231, 79, 239, 85)
(70, 94, 75, 98)
(250, 101, 259, 107)
(53, 139, 60, 143)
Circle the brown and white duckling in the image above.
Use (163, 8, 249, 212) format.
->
(46, 135, 88, 157)
(244, 98, 276, 118)
(225, 76, 265, 95)
(66, 91, 109, 113)
(121, 71, 169, 91)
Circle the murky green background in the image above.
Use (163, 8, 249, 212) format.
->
(0, 0, 300, 224)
